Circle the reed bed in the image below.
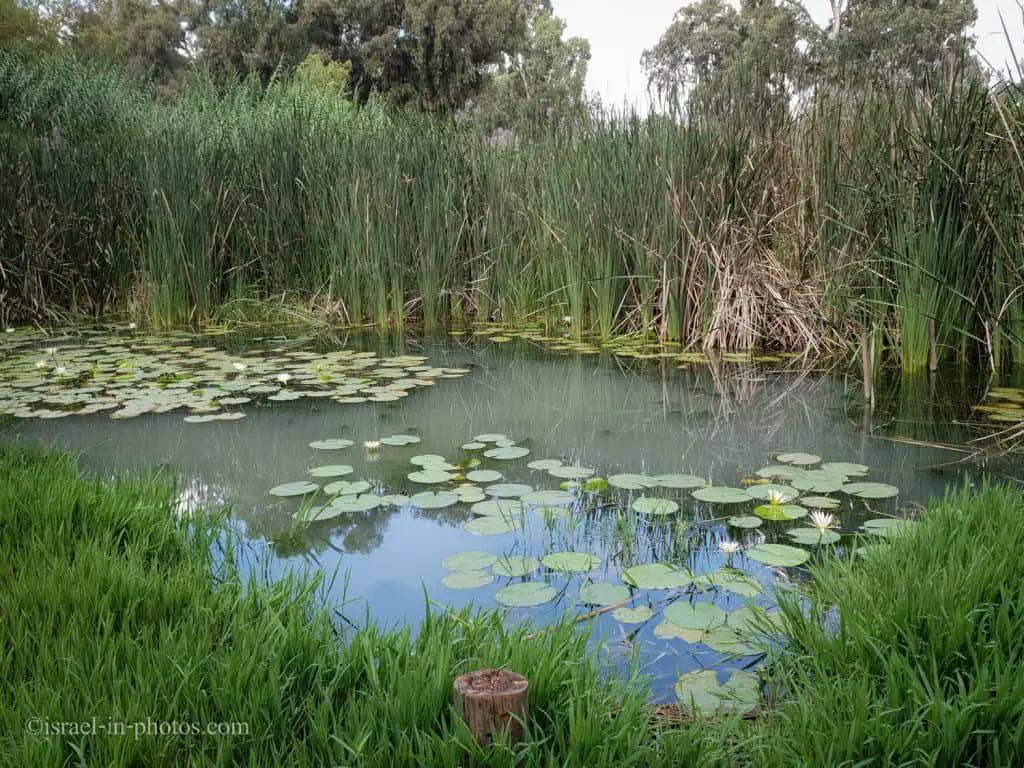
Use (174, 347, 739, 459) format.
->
(2, 53, 1023, 368)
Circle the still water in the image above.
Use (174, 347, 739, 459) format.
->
(1, 329, 1006, 700)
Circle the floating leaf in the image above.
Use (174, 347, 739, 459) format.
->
(675, 670, 760, 716)
(608, 473, 658, 490)
(471, 499, 523, 517)
(578, 583, 630, 606)
(484, 483, 533, 498)
(465, 469, 502, 483)
(776, 452, 820, 466)
(692, 487, 750, 504)
(745, 543, 810, 566)
(754, 503, 807, 521)
(621, 563, 691, 590)
(542, 551, 600, 573)
(821, 461, 869, 477)
(702, 627, 761, 656)
(791, 472, 846, 493)
(612, 606, 654, 624)
(408, 469, 453, 484)
(308, 464, 354, 478)
(494, 582, 556, 607)
(653, 473, 706, 489)
(727, 515, 763, 529)
(461, 442, 486, 450)
(442, 550, 498, 571)
(410, 454, 448, 466)
(653, 621, 706, 643)
(745, 484, 798, 502)
(520, 489, 575, 507)
(548, 466, 595, 480)
(453, 487, 486, 504)
(323, 480, 371, 496)
(527, 459, 563, 470)
(269, 481, 319, 497)
(309, 439, 353, 450)
(800, 496, 840, 509)
(473, 433, 507, 443)
(631, 497, 680, 516)
(464, 515, 520, 535)
(727, 606, 783, 634)
(380, 434, 421, 446)
(664, 601, 726, 631)
(842, 482, 899, 499)
(704, 570, 763, 597)
(755, 465, 805, 480)
(492, 555, 539, 577)
(787, 527, 841, 545)
(442, 570, 493, 589)
(484, 446, 531, 460)
(378, 494, 410, 506)
(862, 517, 916, 537)
(329, 494, 381, 513)
(409, 491, 459, 509)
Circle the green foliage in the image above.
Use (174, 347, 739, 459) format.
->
(293, 52, 352, 95)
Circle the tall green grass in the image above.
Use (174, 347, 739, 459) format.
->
(2, 52, 1024, 367)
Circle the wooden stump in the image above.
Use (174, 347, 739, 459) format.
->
(453, 668, 529, 748)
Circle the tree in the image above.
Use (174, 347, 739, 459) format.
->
(0, 0, 56, 57)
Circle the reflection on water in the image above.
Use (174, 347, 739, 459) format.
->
(4, 333, 1014, 699)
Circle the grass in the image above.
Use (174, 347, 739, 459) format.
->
(2, 448, 1024, 766)
(3, 52, 1024, 368)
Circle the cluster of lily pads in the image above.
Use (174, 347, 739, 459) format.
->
(0, 330, 468, 421)
(264, 427, 915, 716)
(972, 387, 1024, 424)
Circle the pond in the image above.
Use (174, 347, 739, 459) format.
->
(0, 326, 1014, 706)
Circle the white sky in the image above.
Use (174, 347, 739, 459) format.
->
(553, 0, 1024, 110)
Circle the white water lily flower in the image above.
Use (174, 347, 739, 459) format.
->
(718, 539, 742, 555)
(562, 315, 572, 324)
(364, 440, 381, 452)
(45, 346, 57, 355)
(767, 488, 789, 505)
(233, 362, 247, 372)
(128, 322, 137, 330)
(810, 511, 838, 531)
(54, 366, 67, 375)
(5, 327, 14, 333)
(35, 360, 46, 369)
(276, 372, 293, 384)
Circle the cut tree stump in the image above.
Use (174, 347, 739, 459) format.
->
(453, 668, 529, 748)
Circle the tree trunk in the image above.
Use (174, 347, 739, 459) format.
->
(453, 669, 529, 749)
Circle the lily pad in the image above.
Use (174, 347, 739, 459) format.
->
(653, 621, 706, 643)
(494, 582, 556, 607)
(442, 550, 499, 571)
(621, 563, 691, 590)
(755, 465, 805, 480)
(653, 474, 706, 489)
(727, 515, 763, 529)
(675, 670, 760, 716)
(787, 527, 841, 545)
(461, 442, 486, 450)
(329, 494, 381, 513)
(705, 570, 763, 597)
(465, 469, 502, 483)
(542, 551, 600, 573)
(692, 487, 750, 504)
(409, 491, 459, 509)
(664, 601, 726, 631)
(492, 555, 540, 578)
(473, 433, 507, 443)
(269, 481, 319, 497)
(701, 627, 761, 656)
(578, 582, 630, 606)
(471, 499, 523, 517)
(442, 570, 493, 590)
(410, 454, 448, 466)
(309, 439, 354, 450)
(745, 543, 810, 567)
(484, 446, 531, 460)
(791, 472, 846, 493)
(453, 487, 487, 504)
(631, 497, 680, 516)
(527, 459, 563, 470)
(464, 515, 521, 535)
(378, 494, 411, 506)
(484, 483, 533, 498)
(323, 480, 372, 496)
(611, 606, 654, 624)
(308, 464, 355, 478)
(745, 484, 799, 502)
(842, 482, 899, 499)
(380, 434, 421, 446)
(821, 461, 869, 476)
(548, 466, 595, 480)
(776, 452, 820, 466)
(800, 495, 841, 509)
(608, 473, 658, 490)
(862, 517, 916, 537)
(408, 469, 453, 484)
(520, 489, 575, 506)
(753, 504, 807, 521)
